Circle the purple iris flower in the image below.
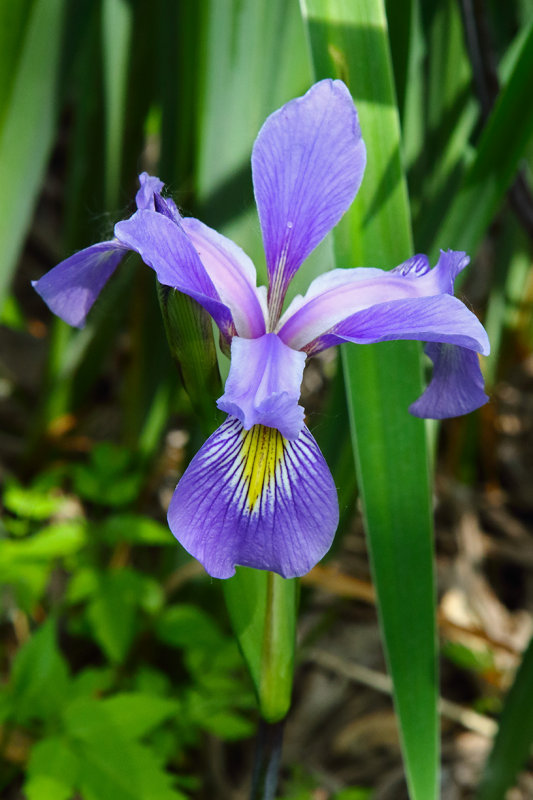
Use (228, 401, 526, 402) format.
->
(33, 80, 489, 579)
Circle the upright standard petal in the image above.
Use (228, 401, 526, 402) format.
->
(167, 417, 339, 579)
(135, 172, 164, 210)
(410, 343, 489, 418)
(32, 241, 127, 328)
(115, 210, 235, 340)
(181, 217, 267, 338)
(252, 79, 366, 321)
(217, 334, 306, 440)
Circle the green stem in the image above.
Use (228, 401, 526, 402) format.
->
(259, 572, 295, 722)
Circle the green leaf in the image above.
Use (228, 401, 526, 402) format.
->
(99, 514, 173, 546)
(24, 736, 79, 800)
(156, 604, 225, 651)
(66, 694, 179, 741)
(301, 2, 438, 799)
(158, 285, 223, 434)
(0, 0, 35, 130)
(86, 570, 144, 662)
(73, 443, 143, 507)
(0, 0, 66, 311)
(101, 0, 133, 207)
(69, 667, 114, 701)
(476, 634, 533, 800)
(63, 698, 187, 800)
(0, 520, 86, 562)
(2, 481, 68, 520)
(223, 568, 297, 723)
(8, 619, 70, 723)
(433, 18, 533, 259)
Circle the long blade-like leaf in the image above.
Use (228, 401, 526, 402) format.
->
(432, 18, 533, 259)
(476, 634, 533, 800)
(0, 0, 66, 310)
(300, 2, 438, 798)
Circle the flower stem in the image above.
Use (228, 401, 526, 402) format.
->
(259, 571, 295, 721)
(249, 717, 285, 800)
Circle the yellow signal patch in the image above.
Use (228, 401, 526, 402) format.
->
(239, 424, 286, 513)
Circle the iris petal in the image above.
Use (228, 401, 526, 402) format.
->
(181, 217, 267, 338)
(410, 343, 489, 418)
(302, 294, 489, 356)
(32, 241, 127, 328)
(278, 250, 474, 351)
(167, 417, 339, 579)
(135, 172, 164, 210)
(217, 334, 306, 440)
(115, 210, 235, 339)
(252, 79, 366, 321)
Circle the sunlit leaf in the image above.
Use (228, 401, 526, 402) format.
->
(301, 2, 438, 798)
(0, 0, 66, 310)
(8, 619, 70, 723)
(476, 635, 533, 800)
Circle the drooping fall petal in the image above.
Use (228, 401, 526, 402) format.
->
(167, 417, 339, 579)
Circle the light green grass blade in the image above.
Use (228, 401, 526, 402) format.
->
(0, 0, 35, 132)
(301, 2, 438, 798)
(0, 0, 66, 310)
(101, 0, 133, 208)
(476, 634, 533, 800)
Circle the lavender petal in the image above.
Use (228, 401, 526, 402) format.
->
(32, 241, 127, 328)
(217, 333, 306, 440)
(410, 343, 489, 418)
(115, 209, 235, 339)
(182, 217, 267, 338)
(252, 79, 366, 319)
(167, 417, 339, 579)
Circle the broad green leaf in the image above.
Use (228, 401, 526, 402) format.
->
(156, 604, 225, 650)
(86, 570, 144, 662)
(66, 694, 179, 741)
(69, 667, 114, 701)
(0, 561, 50, 612)
(99, 514, 173, 546)
(63, 698, 187, 800)
(0, 0, 66, 310)
(23, 775, 74, 800)
(476, 634, 533, 800)
(8, 619, 70, 723)
(223, 568, 297, 722)
(0, 521, 86, 563)
(187, 695, 255, 741)
(73, 443, 143, 507)
(301, 2, 438, 799)
(24, 736, 79, 800)
(2, 481, 67, 520)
